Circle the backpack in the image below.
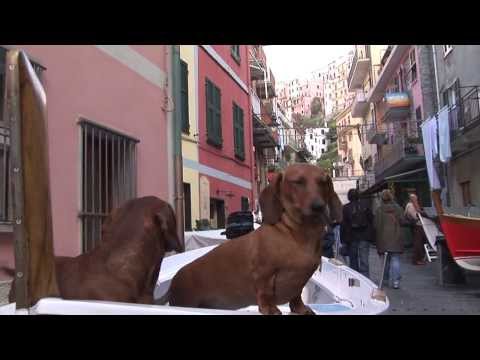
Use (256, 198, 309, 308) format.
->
(350, 202, 369, 229)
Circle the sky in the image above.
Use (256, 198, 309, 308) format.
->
(263, 45, 353, 83)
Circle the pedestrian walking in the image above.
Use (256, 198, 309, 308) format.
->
(374, 189, 406, 289)
(405, 193, 428, 265)
(340, 189, 374, 278)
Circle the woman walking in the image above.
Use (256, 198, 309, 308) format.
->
(374, 189, 405, 289)
(405, 193, 427, 265)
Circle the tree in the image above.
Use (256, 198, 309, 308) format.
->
(310, 97, 323, 116)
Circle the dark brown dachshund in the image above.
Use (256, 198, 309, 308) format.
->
(168, 164, 342, 315)
(7, 196, 183, 304)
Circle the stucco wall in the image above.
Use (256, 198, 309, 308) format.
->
(0, 45, 170, 277)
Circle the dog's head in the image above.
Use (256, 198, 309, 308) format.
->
(102, 197, 184, 254)
(153, 201, 184, 253)
(260, 164, 342, 226)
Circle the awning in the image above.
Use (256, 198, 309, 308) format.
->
(384, 167, 426, 181)
(362, 167, 427, 195)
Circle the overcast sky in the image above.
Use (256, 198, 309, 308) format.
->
(263, 45, 353, 83)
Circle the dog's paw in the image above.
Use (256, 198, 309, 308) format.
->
(292, 305, 316, 315)
(259, 305, 282, 315)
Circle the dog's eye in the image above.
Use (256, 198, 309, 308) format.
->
(292, 178, 306, 186)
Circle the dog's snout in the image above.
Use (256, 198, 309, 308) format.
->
(311, 199, 326, 213)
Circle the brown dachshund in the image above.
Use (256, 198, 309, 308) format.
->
(168, 164, 342, 315)
(7, 196, 183, 304)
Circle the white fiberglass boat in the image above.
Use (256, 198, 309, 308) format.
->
(1, 229, 389, 315)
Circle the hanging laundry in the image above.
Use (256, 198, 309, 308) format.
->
(438, 106, 452, 163)
(421, 117, 441, 190)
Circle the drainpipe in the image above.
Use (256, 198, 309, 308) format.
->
(169, 45, 185, 250)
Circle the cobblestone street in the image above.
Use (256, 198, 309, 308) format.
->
(367, 247, 480, 315)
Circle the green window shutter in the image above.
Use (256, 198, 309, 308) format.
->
(206, 79, 222, 147)
(180, 60, 189, 134)
(233, 103, 245, 160)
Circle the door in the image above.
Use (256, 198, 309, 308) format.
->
(216, 199, 225, 229)
(183, 183, 192, 231)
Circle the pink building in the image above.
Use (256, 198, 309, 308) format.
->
(0, 45, 172, 280)
(196, 46, 254, 228)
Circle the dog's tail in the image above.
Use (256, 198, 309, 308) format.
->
(0, 266, 15, 278)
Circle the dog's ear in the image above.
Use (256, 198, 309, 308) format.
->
(155, 206, 184, 253)
(325, 174, 343, 224)
(259, 172, 284, 225)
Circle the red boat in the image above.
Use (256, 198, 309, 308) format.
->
(432, 191, 480, 272)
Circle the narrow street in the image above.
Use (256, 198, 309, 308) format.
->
(367, 248, 480, 315)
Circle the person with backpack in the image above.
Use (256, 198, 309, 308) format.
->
(374, 189, 407, 289)
(340, 188, 374, 278)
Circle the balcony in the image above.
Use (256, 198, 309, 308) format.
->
(368, 45, 411, 103)
(374, 138, 425, 180)
(256, 79, 276, 99)
(251, 90, 261, 118)
(249, 46, 266, 81)
(359, 171, 375, 192)
(347, 50, 371, 91)
(351, 90, 369, 118)
(448, 86, 480, 153)
(380, 92, 411, 122)
(366, 123, 387, 145)
(253, 114, 278, 149)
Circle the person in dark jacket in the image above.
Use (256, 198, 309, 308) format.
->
(322, 223, 338, 259)
(374, 189, 406, 289)
(340, 189, 374, 278)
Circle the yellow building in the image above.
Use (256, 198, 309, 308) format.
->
(347, 45, 389, 190)
(180, 46, 200, 230)
(335, 105, 364, 178)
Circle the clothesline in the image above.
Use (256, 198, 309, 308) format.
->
(421, 106, 451, 191)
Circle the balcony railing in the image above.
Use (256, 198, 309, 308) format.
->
(374, 138, 424, 178)
(351, 90, 369, 118)
(251, 90, 261, 118)
(347, 48, 371, 92)
(366, 122, 387, 145)
(449, 86, 480, 134)
(359, 171, 375, 191)
(380, 92, 411, 122)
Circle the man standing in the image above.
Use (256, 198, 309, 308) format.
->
(340, 189, 374, 278)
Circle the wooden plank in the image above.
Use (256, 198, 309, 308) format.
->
(7, 50, 60, 309)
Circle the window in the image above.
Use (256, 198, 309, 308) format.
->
(311, 145, 314, 151)
(349, 133, 352, 141)
(180, 60, 190, 134)
(321, 129, 324, 135)
(404, 50, 417, 87)
(233, 103, 245, 160)
(443, 45, 453, 56)
(206, 79, 222, 147)
(321, 149, 325, 154)
(80, 120, 138, 253)
(231, 45, 241, 64)
(460, 181, 472, 207)
(322, 139, 326, 144)
(1, 47, 44, 225)
(310, 134, 313, 139)
(241, 196, 250, 211)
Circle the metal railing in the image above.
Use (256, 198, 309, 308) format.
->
(374, 138, 424, 177)
(347, 46, 369, 90)
(79, 120, 139, 252)
(449, 86, 480, 134)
